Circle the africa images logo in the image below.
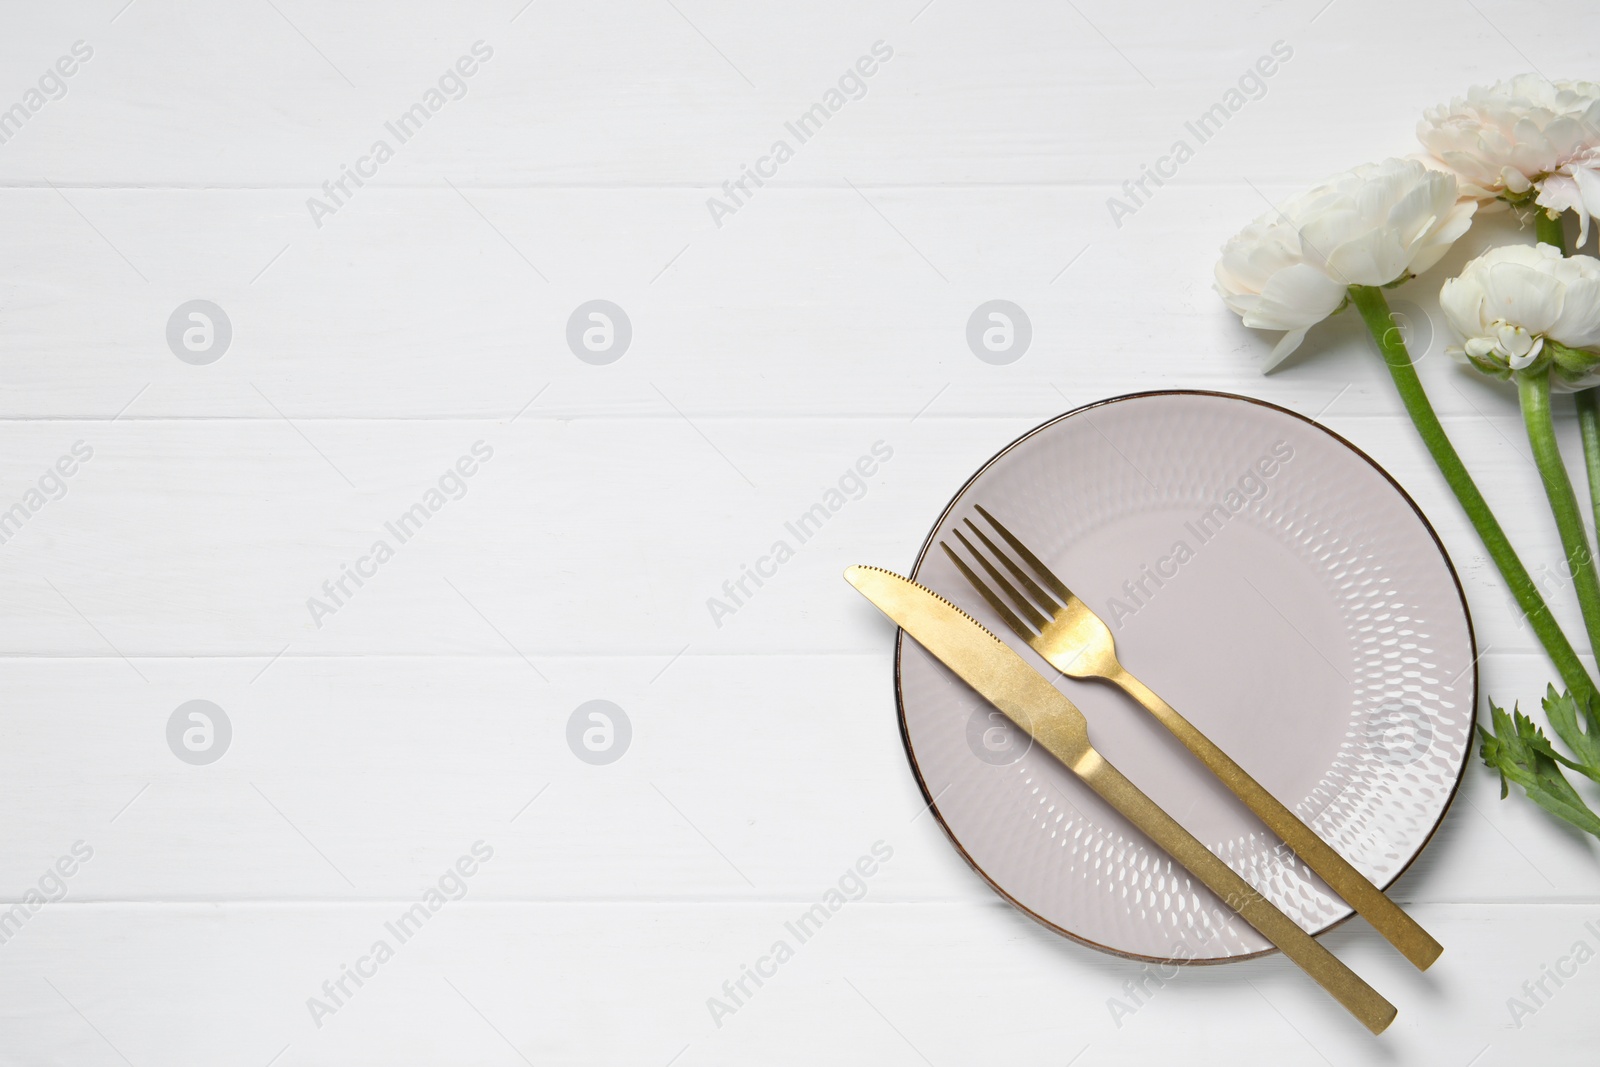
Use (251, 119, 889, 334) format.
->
(306, 842, 495, 1028)
(705, 841, 893, 1028)
(306, 42, 495, 229)
(705, 41, 894, 228)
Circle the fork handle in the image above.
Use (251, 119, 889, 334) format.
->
(1072, 747, 1396, 1034)
(1112, 668, 1443, 971)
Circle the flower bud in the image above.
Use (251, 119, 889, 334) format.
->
(1441, 243, 1600, 387)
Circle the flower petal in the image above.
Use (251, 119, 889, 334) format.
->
(1264, 327, 1311, 370)
(1576, 164, 1600, 245)
(1249, 262, 1348, 331)
(1485, 260, 1566, 334)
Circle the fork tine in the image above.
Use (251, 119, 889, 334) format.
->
(940, 542, 1037, 639)
(962, 518, 1059, 614)
(951, 529, 1051, 631)
(974, 505, 1075, 603)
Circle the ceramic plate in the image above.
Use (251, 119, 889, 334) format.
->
(896, 391, 1474, 962)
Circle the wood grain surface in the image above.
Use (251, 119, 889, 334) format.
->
(0, 0, 1595, 1063)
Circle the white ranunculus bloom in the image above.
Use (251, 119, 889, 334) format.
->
(1440, 242, 1600, 385)
(1418, 74, 1600, 240)
(1215, 159, 1476, 366)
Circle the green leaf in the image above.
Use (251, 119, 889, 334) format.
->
(1542, 684, 1600, 781)
(1477, 697, 1600, 839)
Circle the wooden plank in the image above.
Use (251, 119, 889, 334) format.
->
(0, 900, 1587, 1064)
(0, 652, 1588, 904)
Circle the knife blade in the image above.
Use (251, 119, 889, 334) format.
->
(846, 564, 1396, 1035)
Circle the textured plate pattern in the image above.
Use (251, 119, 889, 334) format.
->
(896, 392, 1474, 962)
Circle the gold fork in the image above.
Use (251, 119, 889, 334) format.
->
(941, 504, 1443, 971)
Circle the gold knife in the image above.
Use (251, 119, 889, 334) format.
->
(846, 564, 1396, 1035)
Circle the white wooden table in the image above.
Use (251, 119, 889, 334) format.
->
(0, 1, 1594, 1062)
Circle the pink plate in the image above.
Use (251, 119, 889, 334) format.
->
(896, 391, 1474, 962)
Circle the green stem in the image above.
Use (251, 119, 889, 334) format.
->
(1348, 284, 1599, 704)
(1517, 367, 1600, 658)
(1535, 208, 1567, 253)
(1532, 205, 1600, 626)
(1579, 389, 1600, 540)
(1549, 206, 1600, 564)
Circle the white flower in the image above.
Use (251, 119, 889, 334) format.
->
(1215, 159, 1476, 366)
(1440, 242, 1600, 384)
(1418, 74, 1600, 241)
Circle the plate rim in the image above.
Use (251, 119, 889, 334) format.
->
(892, 388, 1477, 965)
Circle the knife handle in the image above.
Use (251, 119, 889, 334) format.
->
(1112, 669, 1442, 971)
(1072, 747, 1397, 1035)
